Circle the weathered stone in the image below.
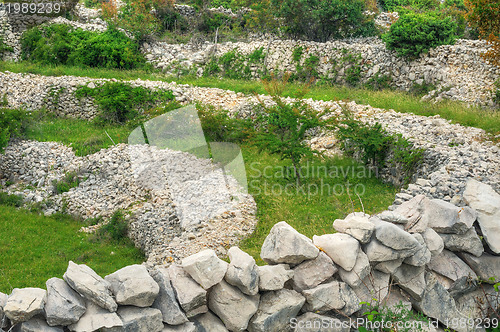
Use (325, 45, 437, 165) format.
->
(373, 219, 420, 251)
(181, 249, 228, 290)
(428, 250, 477, 283)
(18, 317, 64, 332)
(378, 210, 408, 224)
(191, 311, 228, 332)
(403, 234, 431, 266)
(105, 265, 159, 307)
(261, 221, 319, 265)
(422, 228, 444, 257)
(338, 250, 370, 287)
(162, 322, 196, 332)
(225, 247, 259, 295)
(423, 199, 476, 234)
(0, 292, 7, 325)
(302, 281, 345, 312)
(4, 288, 46, 323)
(257, 264, 294, 291)
(167, 265, 207, 318)
(459, 252, 500, 283)
(332, 213, 375, 243)
(313, 234, 360, 271)
(393, 195, 428, 232)
(455, 284, 500, 320)
(208, 280, 259, 331)
(438, 228, 484, 257)
(45, 278, 86, 326)
(364, 237, 416, 262)
(463, 179, 500, 254)
(150, 267, 189, 325)
(102, 307, 163, 332)
(338, 283, 362, 316)
(292, 252, 337, 292)
(392, 264, 426, 301)
(248, 289, 305, 332)
(412, 273, 468, 332)
(63, 261, 117, 312)
(380, 287, 412, 314)
(69, 301, 123, 332)
(293, 313, 350, 332)
(352, 270, 391, 304)
(374, 258, 404, 274)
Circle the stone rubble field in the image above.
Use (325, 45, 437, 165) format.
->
(0, 179, 499, 331)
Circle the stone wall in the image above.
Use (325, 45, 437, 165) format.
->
(0, 179, 499, 332)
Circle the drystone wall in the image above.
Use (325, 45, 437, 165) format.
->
(0, 181, 499, 332)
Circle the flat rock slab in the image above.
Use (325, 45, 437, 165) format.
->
(249, 288, 305, 332)
(150, 267, 188, 325)
(18, 317, 64, 332)
(392, 264, 426, 301)
(102, 306, 163, 332)
(105, 265, 159, 307)
(332, 213, 374, 243)
(373, 219, 420, 251)
(191, 311, 229, 332)
(438, 228, 484, 257)
(63, 261, 117, 312)
(69, 301, 123, 332)
(302, 281, 345, 313)
(225, 247, 259, 296)
(4, 288, 46, 323)
(313, 234, 359, 271)
(292, 252, 337, 292)
(261, 221, 319, 265)
(428, 250, 477, 282)
(45, 277, 86, 327)
(338, 250, 370, 287)
(258, 264, 294, 291)
(162, 322, 196, 332)
(352, 270, 390, 304)
(459, 252, 500, 283)
(463, 179, 500, 254)
(423, 199, 476, 235)
(167, 265, 207, 318)
(182, 249, 228, 290)
(208, 280, 259, 331)
(422, 228, 444, 257)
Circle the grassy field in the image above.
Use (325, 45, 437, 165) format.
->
(0, 205, 144, 293)
(1, 61, 499, 138)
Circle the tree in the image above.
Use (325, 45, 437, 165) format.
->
(252, 76, 333, 184)
(465, 0, 500, 66)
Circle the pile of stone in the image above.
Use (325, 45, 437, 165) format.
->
(1, 178, 498, 332)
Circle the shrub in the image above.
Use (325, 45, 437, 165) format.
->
(197, 12, 234, 33)
(52, 171, 80, 194)
(382, 12, 458, 59)
(75, 82, 175, 124)
(275, 0, 377, 42)
(380, 0, 439, 11)
(0, 109, 30, 153)
(197, 104, 253, 143)
(97, 210, 128, 242)
(21, 24, 145, 69)
(0, 193, 24, 207)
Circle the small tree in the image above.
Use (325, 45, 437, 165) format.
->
(465, 0, 500, 66)
(253, 76, 333, 184)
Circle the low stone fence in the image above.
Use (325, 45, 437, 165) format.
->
(1, 178, 499, 331)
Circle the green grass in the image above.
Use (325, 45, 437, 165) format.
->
(0, 205, 144, 293)
(2, 61, 498, 138)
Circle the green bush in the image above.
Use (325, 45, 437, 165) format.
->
(97, 210, 128, 242)
(275, 0, 377, 42)
(382, 12, 458, 59)
(75, 82, 175, 124)
(380, 0, 439, 11)
(0, 109, 30, 153)
(0, 193, 24, 207)
(197, 104, 253, 143)
(21, 24, 145, 69)
(197, 12, 234, 33)
(52, 171, 80, 195)
(203, 47, 266, 79)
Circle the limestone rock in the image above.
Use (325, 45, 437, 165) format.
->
(102, 306, 163, 332)
(423, 199, 476, 234)
(403, 234, 431, 266)
(4, 288, 46, 323)
(463, 179, 500, 254)
(459, 252, 500, 283)
(18, 317, 64, 332)
(313, 234, 359, 271)
(338, 250, 370, 287)
(338, 283, 362, 316)
(225, 247, 259, 295)
(428, 250, 477, 283)
(167, 265, 207, 318)
(438, 228, 484, 257)
(352, 270, 391, 304)
(63, 261, 117, 312)
(364, 238, 415, 262)
(162, 322, 196, 332)
(392, 264, 426, 301)
(258, 264, 294, 291)
(249, 289, 305, 332)
(393, 195, 428, 232)
(208, 280, 259, 331)
(293, 313, 350, 332)
(191, 311, 229, 332)
(302, 281, 345, 313)
(261, 221, 319, 265)
(69, 301, 123, 332)
(422, 228, 444, 257)
(374, 258, 404, 274)
(105, 265, 159, 307)
(181, 249, 228, 290)
(332, 213, 375, 243)
(373, 219, 420, 251)
(45, 278, 86, 326)
(150, 267, 189, 325)
(292, 252, 337, 292)
(378, 210, 408, 224)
